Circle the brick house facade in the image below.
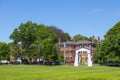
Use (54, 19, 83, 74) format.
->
(58, 36, 100, 65)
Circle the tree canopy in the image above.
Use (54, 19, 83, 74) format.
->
(49, 26, 71, 42)
(9, 21, 58, 61)
(0, 42, 9, 60)
(9, 21, 71, 62)
(73, 34, 97, 42)
(94, 22, 120, 63)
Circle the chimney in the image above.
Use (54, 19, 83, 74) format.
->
(97, 37, 100, 43)
(58, 37, 61, 43)
(73, 36, 76, 43)
(92, 35, 94, 42)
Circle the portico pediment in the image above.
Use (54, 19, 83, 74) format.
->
(76, 48, 90, 53)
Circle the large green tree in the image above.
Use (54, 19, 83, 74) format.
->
(94, 22, 120, 64)
(10, 21, 58, 62)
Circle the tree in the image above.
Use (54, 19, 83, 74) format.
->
(49, 26, 71, 42)
(10, 21, 38, 61)
(0, 42, 9, 60)
(74, 34, 84, 41)
(10, 21, 58, 63)
(73, 34, 89, 41)
(42, 38, 57, 60)
(63, 33, 71, 41)
(95, 22, 120, 64)
(73, 34, 97, 42)
(10, 21, 37, 47)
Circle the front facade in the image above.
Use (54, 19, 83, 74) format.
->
(58, 36, 99, 65)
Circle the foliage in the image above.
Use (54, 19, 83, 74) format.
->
(8, 42, 17, 58)
(42, 38, 57, 60)
(73, 34, 97, 42)
(0, 42, 9, 60)
(95, 22, 120, 63)
(49, 26, 71, 42)
(0, 65, 120, 80)
(63, 32, 71, 41)
(9, 21, 59, 62)
(58, 53, 64, 62)
(74, 34, 87, 41)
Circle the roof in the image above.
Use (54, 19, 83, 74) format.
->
(58, 40, 95, 46)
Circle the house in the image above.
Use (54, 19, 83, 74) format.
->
(58, 36, 100, 65)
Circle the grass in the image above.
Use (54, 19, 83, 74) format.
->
(0, 64, 119, 80)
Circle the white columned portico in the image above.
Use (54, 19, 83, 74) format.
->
(74, 51, 79, 66)
(74, 48, 92, 67)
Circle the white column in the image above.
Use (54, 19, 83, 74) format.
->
(74, 51, 79, 66)
(87, 53, 92, 66)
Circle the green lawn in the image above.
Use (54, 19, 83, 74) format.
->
(0, 65, 119, 80)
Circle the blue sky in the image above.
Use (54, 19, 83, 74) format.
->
(0, 0, 120, 43)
